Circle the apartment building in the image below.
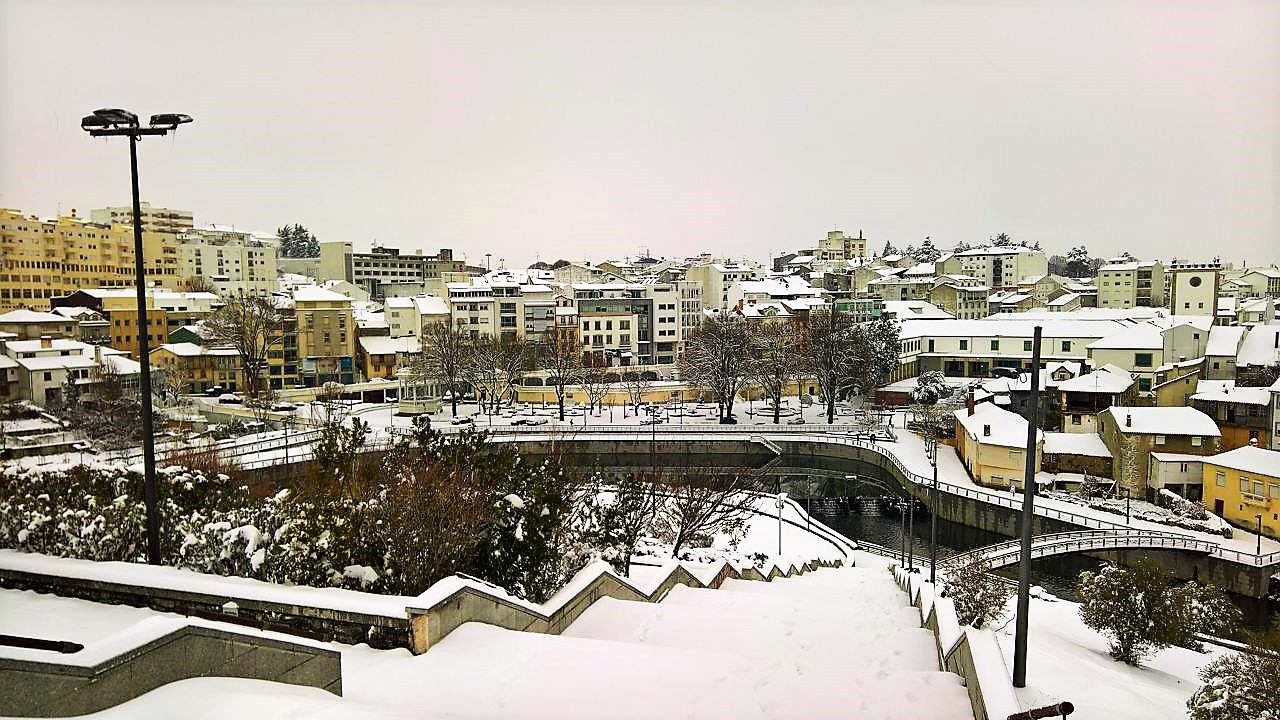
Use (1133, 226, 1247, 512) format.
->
(0, 210, 180, 311)
(1228, 267, 1280, 298)
(551, 263, 626, 285)
(177, 227, 279, 297)
(0, 310, 77, 340)
(1190, 382, 1272, 450)
(1096, 261, 1165, 309)
(573, 282, 680, 366)
(384, 295, 451, 338)
(1167, 262, 1219, 316)
(928, 277, 990, 320)
(89, 202, 193, 235)
(318, 242, 464, 298)
(293, 286, 356, 385)
(940, 246, 1048, 290)
(2, 336, 136, 407)
(676, 279, 703, 351)
(446, 275, 557, 342)
(684, 262, 762, 309)
(149, 343, 241, 394)
(815, 229, 867, 261)
(952, 401, 1044, 491)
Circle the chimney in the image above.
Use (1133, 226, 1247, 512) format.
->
(983, 424, 991, 437)
(1125, 413, 1132, 428)
(39, 335, 52, 349)
(967, 388, 975, 416)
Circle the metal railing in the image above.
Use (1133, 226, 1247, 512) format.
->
(937, 529, 1219, 573)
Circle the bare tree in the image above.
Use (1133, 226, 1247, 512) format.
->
(184, 275, 219, 294)
(679, 314, 753, 421)
(150, 364, 191, 408)
(310, 381, 349, 426)
(620, 371, 653, 416)
(419, 321, 472, 416)
(801, 311, 898, 424)
(539, 331, 582, 421)
(203, 296, 284, 402)
(659, 469, 759, 557)
(750, 322, 800, 424)
(578, 362, 612, 415)
(465, 335, 531, 414)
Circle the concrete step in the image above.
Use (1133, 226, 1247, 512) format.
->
(563, 597, 940, 673)
(662, 584, 922, 630)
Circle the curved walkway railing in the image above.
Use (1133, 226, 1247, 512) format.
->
(936, 529, 1219, 575)
(98, 422, 1280, 568)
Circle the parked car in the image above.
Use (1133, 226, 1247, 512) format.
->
(450, 416, 474, 426)
(526, 418, 548, 426)
(270, 402, 297, 411)
(511, 418, 530, 426)
(217, 393, 242, 405)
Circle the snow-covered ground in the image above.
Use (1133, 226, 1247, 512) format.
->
(2, 551, 974, 720)
(992, 590, 1226, 720)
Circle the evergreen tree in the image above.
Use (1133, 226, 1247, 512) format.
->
(915, 237, 942, 263)
(276, 224, 320, 258)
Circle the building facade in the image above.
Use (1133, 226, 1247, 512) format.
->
(89, 202, 193, 234)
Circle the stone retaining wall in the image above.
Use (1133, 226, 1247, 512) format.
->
(0, 625, 341, 718)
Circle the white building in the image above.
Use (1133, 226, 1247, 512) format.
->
(90, 201, 193, 234)
(1095, 260, 1164, 309)
(177, 227, 279, 297)
(573, 281, 681, 366)
(940, 246, 1048, 290)
(684, 262, 763, 309)
(384, 295, 452, 338)
(2, 336, 136, 407)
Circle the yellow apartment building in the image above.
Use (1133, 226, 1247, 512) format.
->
(293, 286, 356, 385)
(150, 343, 241, 394)
(1201, 446, 1280, 539)
(0, 209, 181, 311)
(953, 401, 1044, 490)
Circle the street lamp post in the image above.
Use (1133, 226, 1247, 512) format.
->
(1012, 325, 1043, 688)
(927, 434, 940, 585)
(81, 109, 193, 566)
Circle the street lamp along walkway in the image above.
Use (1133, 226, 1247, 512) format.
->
(81, 108, 194, 566)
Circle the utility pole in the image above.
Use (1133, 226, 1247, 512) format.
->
(1012, 326, 1042, 688)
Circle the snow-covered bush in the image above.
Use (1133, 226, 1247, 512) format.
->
(1187, 622, 1280, 720)
(1077, 560, 1239, 665)
(941, 558, 1012, 628)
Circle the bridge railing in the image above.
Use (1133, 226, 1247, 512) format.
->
(937, 529, 1220, 574)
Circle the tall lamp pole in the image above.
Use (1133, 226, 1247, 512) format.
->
(927, 433, 939, 585)
(1012, 325, 1043, 688)
(81, 109, 193, 566)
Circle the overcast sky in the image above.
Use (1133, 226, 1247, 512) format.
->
(2, 1, 1276, 267)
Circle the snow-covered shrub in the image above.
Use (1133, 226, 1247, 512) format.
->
(941, 558, 1012, 629)
(1187, 622, 1280, 720)
(1077, 559, 1239, 665)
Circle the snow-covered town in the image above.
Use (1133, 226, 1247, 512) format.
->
(3, 3, 1279, 719)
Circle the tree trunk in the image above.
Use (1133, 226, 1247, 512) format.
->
(773, 392, 780, 424)
(557, 389, 564, 421)
(450, 390, 458, 417)
(827, 396, 835, 424)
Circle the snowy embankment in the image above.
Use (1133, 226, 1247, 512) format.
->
(992, 590, 1226, 720)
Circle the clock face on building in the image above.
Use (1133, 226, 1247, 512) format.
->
(1189, 276, 1202, 287)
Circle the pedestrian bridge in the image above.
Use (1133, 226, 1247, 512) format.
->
(936, 529, 1218, 575)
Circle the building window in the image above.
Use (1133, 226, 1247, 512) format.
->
(1023, 340, 1032, 352)
(1135, 353, 1153, 368)
(990, 339, 999, 351)
(1191, 436, 1202, 446)
(959, 339, 968, 350)
(1061, 341, 1071, 352)
(1154, 435, 1165, 445)
(1269, 484, 1280, 499)
(1138, 378, 1152, 392)
(1254, 481, 1266, 496)
(1240, 477, 1250, 493)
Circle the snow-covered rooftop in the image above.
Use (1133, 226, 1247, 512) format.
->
(953, 402, 1041, 449)
(1057, 365, 1133, 394)
(1202, 445, 1280, 476)
(0, 309, 70, 323)
(1205, 325, 1247, 357)
(1103, 406, 1220, 437)
(1189, 381, 1272, 406)
(359, 336, 420, 355)
(1237, 324, 1280, 367)
(1043, 432, 1111, 458)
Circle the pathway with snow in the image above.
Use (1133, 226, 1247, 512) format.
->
(2, 552, 975, 720)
